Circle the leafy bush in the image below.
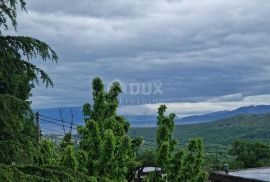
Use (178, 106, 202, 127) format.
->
(229, 140, 270, 168)
(137, 149, 157, 167)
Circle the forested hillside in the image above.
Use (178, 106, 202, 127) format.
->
(130, 113, 270, 150)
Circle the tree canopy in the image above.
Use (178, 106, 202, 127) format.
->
(77, 78, 143, 181)
(0, 0, 26, 31)
(0, 0, 58, 165)
(229, 140, 270, 168)
(149, 105, 208, 182)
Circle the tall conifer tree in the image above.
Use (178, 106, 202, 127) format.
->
(0, 0, 58, 165)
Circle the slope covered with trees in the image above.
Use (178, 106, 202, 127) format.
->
(130, 113, 270, 149)
(131, 113, 270, 170)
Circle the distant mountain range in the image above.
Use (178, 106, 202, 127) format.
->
(34, 105, 270, 131)
(176, 105, 270, 125)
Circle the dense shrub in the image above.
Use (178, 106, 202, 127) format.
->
(229, 140, 270, 168)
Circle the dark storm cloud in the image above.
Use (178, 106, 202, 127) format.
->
(14, 0, 270, 114)
(26, 0, 148, 18)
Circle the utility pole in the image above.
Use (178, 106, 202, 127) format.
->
(36, 112, 40, 141)
(70, 108, 74, 134)
(60, 109, 66, 134)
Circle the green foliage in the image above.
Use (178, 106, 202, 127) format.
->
(229, 140, 270, 168)
(38, 139, 59, 166)
(100, 130, 116, 178)
(0, 0, 26, 31)
(0, 164, 97, 182)
(0, 94, 29, 138)
(77, 120, 101, 175)
(156, 105, 176, 167)
(167, 149, 185, 181)
(0, 36, 58, 88)
(78, 77, 142, 181)
(154, 105, 207, 182)
(61, 145, 78, 170)
(0, 1, 58, 81)
(145, 172, 166, 182)
(137, 149, 157, 167)
(131, 113, 270, 145)
(76, 150, 88, 173)
(179, 138, 208, 182)
(0, 0, 58, 168)
(0, 35, 57, 60)
(130, 113, 270, 169)
(60, 132, 73, 149)
(0, 59, 34, 100)
(0, 94, 38, 165)
(0, 137, 37, 165)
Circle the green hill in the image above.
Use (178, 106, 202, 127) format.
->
(130, 113, 270, 151)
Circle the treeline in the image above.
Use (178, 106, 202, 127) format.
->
(229, 140, 270, 169)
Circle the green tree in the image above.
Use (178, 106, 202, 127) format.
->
(167, 149, 185, 181)
(229, 140, 270, 168)
(38, 139, 59, 166)
(61, 145, 78, 170)
(99, 129, 116, 178)
(180, 138, 208, 182)
(0, 0, 57, 165)
(137, 149, 157, 167)
(77, 78, 142, 181)
(154, 105, 207, 182)
(155, 105, 176, 181)
(77, 120, 101, 176)
(60, 132, 72, 149)
(76, 150, 88, 173)
(156, 105, 177, 168)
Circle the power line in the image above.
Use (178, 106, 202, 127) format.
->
(41, 126, 64, 132)
(41, 127, 65, 135)
(39, 114, 81, 127)
(39, 118, 76, 129)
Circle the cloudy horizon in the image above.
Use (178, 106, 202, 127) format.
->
(15, 0, 270, 116)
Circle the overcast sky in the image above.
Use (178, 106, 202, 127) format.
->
(15, 0, 270, 116)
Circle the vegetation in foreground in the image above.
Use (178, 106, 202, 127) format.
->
(1, 76, 208, 181)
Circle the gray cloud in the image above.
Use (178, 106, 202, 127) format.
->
(13, 0, 270, 111)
